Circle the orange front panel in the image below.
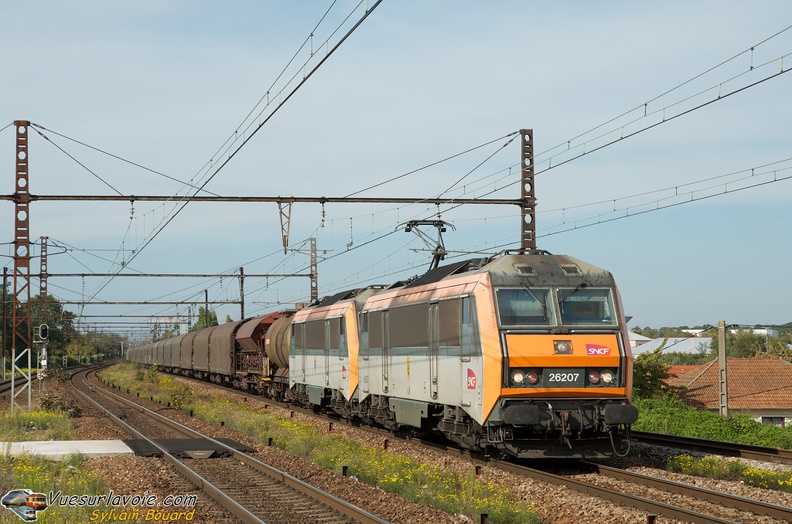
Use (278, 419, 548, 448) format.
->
(505, 333, 621, 368)
(500, 387, 625, 398)
(476, 280, 506, 423)
(344, 307, 359, 399)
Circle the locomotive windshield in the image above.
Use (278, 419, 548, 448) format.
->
(496, 286, 618, 327)
(496, 287, 556, 326)
(557, 286, 617, 326)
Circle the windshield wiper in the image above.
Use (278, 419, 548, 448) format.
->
(561, 282, 588, 304)
(521, 283, 547, 313)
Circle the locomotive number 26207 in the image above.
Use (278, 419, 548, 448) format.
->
(547, 372, 579, 383)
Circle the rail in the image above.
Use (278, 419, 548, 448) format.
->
(74, 368, 389, 524)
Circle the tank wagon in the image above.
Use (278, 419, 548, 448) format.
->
(129, 252, 638, 458)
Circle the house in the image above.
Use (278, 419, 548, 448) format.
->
(677, 358, 792, 427)
(628, 331, 652, 349)
(631, 337, 712, 356)
(682, 328, 780, 338)
(667, 365, 705, 387)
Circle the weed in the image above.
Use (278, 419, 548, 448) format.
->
(668, 454, 792, 492)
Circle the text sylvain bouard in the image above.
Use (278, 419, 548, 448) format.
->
(90, 508, 196, 522)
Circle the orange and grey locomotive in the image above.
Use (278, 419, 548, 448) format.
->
(129, 252, 637, 458)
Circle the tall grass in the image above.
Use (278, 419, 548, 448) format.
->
(0, 452, 117, 523)
(0, 411, 74, 442)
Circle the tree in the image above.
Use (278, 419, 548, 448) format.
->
(765, 341, 792, 362)
(631, 326, 693, 339)
(190, 307, 218, 331)
(1, 293, 77, 360)
(28, 294, 77, 354)
(654, 351, 712, 366)
(632, 352, 683, 399)
(65, 339, 91, 362)
(709, 328, 776, 358)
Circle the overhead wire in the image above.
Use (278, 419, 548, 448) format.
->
(181, 0, 385, 196)
(15, 21, 792, 328)
(435, 160, 792, 253)
(539, 163, 792, 238)
(317, 34, 791, 254)
(64, 1, 385, 309)
(289, 24, 792, 301)
(343, 131, 520, 198)
(6, 4, 382, 322)
(212, 2, 341, 165)
(31, 127, 124, 196)
(436, 134, 520, 198)
(553, 24, 792, 151)
(28, 123, 221, 196)
(318, 26, 792, 228)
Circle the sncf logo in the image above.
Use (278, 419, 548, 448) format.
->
(467, 369, 477, 390)
(586, 344, 611, 356)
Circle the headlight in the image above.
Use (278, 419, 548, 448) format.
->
(601, 370, 615, 385)
(511, 370, 526, 386)
(588, 371, 600, 384)
(553, 340, 573, 354)
(526, 371, 539, 384)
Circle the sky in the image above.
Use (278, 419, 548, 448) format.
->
(1, 1, 790, 340)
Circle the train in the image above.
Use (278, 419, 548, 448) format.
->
(128, 252, 638, 459)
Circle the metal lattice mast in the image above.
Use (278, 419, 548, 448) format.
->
(309, 238, 318, 302)
(11, 120, 33, 412)
(238, 267, 245, 319)
(39, 236, 48, 300)
(520, 129, 536, 253)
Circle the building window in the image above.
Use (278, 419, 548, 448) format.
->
(761, 416, 785, 428)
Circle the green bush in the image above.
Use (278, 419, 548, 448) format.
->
(158, 376, 195, 410)
(145, 362, 159, 384)
(634, 395, 792, 449)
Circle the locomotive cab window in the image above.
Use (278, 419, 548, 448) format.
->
(496, 287, 556, 327)
(557, 287, 617, 326)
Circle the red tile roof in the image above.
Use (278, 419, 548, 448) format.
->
(680, 358, 792, 410)
(668, 365, 704, 379)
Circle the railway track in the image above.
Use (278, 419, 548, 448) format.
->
(71, 368, 390, 524)
(582, 462, 792, 521)
(634, 430, 792, 466)
(400, 442, 792, 524)
(268, 397, 792, 522)
(0, 377, 11, 396)
(279, 401, 792, 523)
(97, 364, 792, 523)
(243, 391, 792, 522)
